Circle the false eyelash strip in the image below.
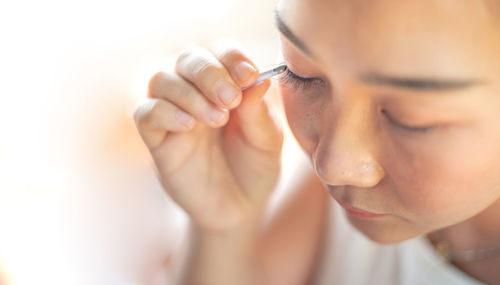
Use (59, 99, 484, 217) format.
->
(279, 68, 317, 90)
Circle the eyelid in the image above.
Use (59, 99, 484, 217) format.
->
(394, 122, 434, 133)
(382, 109, 435, 133)
(286, 68, 312, 79)
(278, 67, 323, 90)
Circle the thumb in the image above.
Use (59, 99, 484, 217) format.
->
(233, 79, 283, 154)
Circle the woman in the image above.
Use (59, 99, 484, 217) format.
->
(133, 0, 500, 284)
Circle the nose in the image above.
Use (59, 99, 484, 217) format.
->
(312, 105, 385, 188)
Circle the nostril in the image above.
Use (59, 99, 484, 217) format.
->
(313, 159, 328, 183)
(312, 153, 338, 185)
(312, 150, 348, 185)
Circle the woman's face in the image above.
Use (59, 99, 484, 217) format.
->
(277, 0, 500, 243)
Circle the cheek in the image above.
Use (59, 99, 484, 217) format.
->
(280, 86, 324, 154)
(389, 128, 500, 226)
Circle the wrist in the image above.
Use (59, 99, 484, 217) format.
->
(189, 211, 263, 241)
(181, 220, 265, 285)
(188, 202, 267, 236)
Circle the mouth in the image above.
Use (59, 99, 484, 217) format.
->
(331, 196, 389, 219)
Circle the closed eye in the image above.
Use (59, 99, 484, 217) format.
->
(382, 109, 436, 133)
(279, 67, 324, 91)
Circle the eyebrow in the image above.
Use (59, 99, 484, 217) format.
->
(359, 73, 483, 91)
(274, 9, 314, 57)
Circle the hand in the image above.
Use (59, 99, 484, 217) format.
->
(134, 40, 283, 233)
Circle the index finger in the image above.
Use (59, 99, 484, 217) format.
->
(209, 40, 260, 88)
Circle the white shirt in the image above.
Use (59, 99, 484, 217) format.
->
(311, 199, 486, 285)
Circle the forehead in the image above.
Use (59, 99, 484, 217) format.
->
(277, 0, 499, 77)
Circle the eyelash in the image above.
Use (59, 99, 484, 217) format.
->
(393, 122, 435, 133)
(382, 110, 435, 133)
(278, 68, 323, 90)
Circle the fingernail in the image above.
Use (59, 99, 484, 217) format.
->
(175, 109, 195, 128)
(208, 107, 226, 125)
(214, 79, 239, 106)
(234, 61, 256, 82)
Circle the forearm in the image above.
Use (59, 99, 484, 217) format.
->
(174, 220, 266, 285)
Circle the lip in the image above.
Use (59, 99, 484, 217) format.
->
(334, 198, 388, 219)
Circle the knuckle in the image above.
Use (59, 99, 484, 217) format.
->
(191, 97, 213, 120)
(148, 100, 164, 122)
(132, 106, 143, 125)
(134, 107, 150, 128)
(167, 81, 188, 102)
(197, 96, 213, 114)
(175, 45, 204, 72)
(192, 60, 220, 82)
(148, 71, 168, 97)
(218, 47, 241, 62)
(177, 88, 199, 108)
(210, 40, 247, 61)
(136, 99, 162, 128)
(176, 46, 197, 64)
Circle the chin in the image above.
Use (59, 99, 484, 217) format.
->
(345, 214, 423, 244)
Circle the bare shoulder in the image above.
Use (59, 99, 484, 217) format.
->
(258, 165, 330, 285)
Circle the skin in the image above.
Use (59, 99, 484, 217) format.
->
(276, 0, 500, 282)
(134, 40, 282, 284)
(134, 0, 500, 284)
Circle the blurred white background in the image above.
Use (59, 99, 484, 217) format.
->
(0, 0, 309, 284)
